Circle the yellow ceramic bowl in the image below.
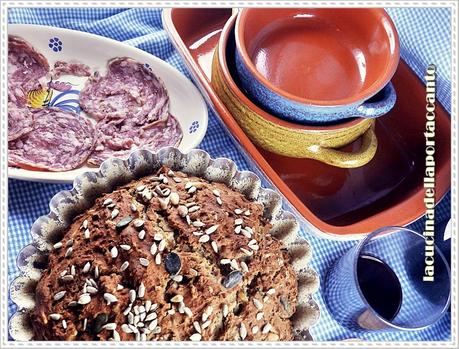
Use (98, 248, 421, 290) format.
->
(211, 15, 378, 169)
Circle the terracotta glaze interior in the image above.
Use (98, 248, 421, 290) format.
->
(165, 9, 450, 235)
(237, 8, 399, 104)
(220, 16, 365, 131)
(172, 8, 231, 78)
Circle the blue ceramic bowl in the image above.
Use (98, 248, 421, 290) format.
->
(234, 8, 399, 125)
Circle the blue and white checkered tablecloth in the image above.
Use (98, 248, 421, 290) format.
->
(7, 7, 452, 342)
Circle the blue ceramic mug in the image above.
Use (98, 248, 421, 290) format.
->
(234, 8, 400, 125)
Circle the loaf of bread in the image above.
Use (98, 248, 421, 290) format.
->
(32, 166, 298, 341)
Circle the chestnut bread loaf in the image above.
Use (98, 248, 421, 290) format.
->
(32, 167, 298, 341)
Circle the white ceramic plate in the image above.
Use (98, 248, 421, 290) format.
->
(8, 24, 208, 184)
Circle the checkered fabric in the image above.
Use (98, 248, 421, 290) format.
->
(7, 7, 451, 342)
(387, 7, 452, 113)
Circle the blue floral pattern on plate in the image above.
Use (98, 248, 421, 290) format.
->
(48, 89, 81, 114)
(189, 121, 199, 133)
(27, 80, 81, 114)
(48, 37, 62, 52)
(144, 63, 153, 72)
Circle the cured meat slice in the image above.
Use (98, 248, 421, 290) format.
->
(79, 57, 170, 124)
(51, 61, 92, 79)
(82, 57, 183, 166)
(8, 36, 50, 106)
(8, 108, 96, 171)
(8, 84, 28, 107)
(8, 35, 50, 87)
(87, 114, 182, 165)
(8, 102, 34, 142)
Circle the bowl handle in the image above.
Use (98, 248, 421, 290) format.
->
(310, 126, 378, 168)
(355, 82, 396, 118)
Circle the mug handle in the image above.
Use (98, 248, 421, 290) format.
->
(355, 82, 396, 118)
(310, 126, 378, 168)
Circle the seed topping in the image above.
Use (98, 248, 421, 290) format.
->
(139, 258, 150, 267)
(198, 234, 210, 243)
(253, 298, 263, 310)
(190, 333, 202, 341)
(116, 215, 132, 229)
(78, 293, 91, 305)
(262, 323, 272, 334)
(111, 209, 119, 219)
(53, 290, 66, 301)
(164, 252, 181, 275)
(120, 261, 129, 271)
(205, 224, 219, 235)
(104, 293, 118, 304)
(170, 294, 184, 303)
(222, 270, 243, 289)
(240, 323, 247, 340)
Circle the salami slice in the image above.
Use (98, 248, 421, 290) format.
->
(79, 57, 170, 124)
(8, 36, 50, 106)
(8, 102, 34, 142)
(51, 61, 92, 79)
(87, 114, 182, 165)
(8, 108, 96, 171)
(8, 84, 28, 107)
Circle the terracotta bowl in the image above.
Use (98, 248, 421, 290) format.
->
(234, 8, 399, 124)
(211, 15, 378, 168)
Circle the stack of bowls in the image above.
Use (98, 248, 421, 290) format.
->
(211, 9, 400, 168)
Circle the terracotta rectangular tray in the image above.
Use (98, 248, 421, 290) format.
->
(162, 8, 451, 239)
